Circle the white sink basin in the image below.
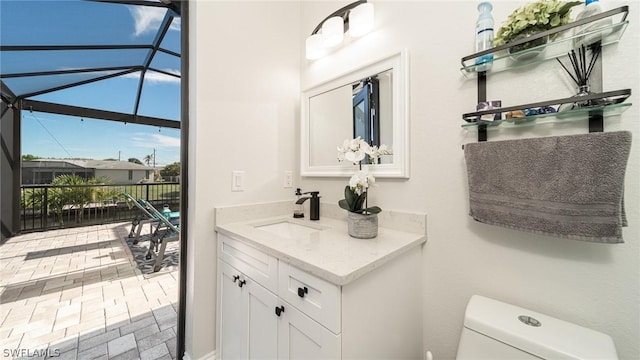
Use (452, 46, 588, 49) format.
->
(255, 220, 323, 239)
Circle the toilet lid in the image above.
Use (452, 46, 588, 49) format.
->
(464, 296, 618, 360)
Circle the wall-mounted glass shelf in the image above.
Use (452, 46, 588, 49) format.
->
(462, 102, 631, 130)
(462, 89, 631, 123)
(460, 6, 629, 77)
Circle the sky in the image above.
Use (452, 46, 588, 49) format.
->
(1, 0, 182, 167)
(22, 112, 181, 167)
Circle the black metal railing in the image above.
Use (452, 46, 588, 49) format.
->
(20, 182, 180, 233)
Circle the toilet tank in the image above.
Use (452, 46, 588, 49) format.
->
(456, 295, 618, 360)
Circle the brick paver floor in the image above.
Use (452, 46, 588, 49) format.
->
(0, 222, 178, 360)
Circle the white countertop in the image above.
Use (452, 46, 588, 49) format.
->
(215, 213, 426, 286)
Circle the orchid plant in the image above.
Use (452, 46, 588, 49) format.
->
(337, 137, 392, 215)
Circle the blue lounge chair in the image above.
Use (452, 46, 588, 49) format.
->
(123, 194, 179, 239)
(138, 199, 180, 272)
(123, 193, 157, 243)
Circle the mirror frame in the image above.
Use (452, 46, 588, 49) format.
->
(301, 50, 410, 178)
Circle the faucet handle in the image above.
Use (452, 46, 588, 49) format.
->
(304, 191, 320, 197)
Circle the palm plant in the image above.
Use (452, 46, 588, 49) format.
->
(144, 154, 154, 166)
(47, 175, 118, 224)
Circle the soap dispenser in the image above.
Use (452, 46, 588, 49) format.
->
(293, 188, 304, 218)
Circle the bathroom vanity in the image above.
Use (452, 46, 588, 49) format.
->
(214, 202, 426, 359)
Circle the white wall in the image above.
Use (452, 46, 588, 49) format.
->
(187, 2, 301, 359)
(299, 1, 639, 359)
(190, 1, 639, 359)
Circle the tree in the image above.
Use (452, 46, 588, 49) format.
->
(103, 158, 118, 161)
(22, 154, 39, 161)
(143, 154, 155, 166)
(128, 158, 143, 165)
(160, 162, 180, 178)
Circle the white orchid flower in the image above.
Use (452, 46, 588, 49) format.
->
(345, 149, 366, 163)
(377, 144, 392, 155)
(349, 137, 363, 151)
(349, 169, 375, 195)
(365, 144, 393, 164)
(338, 137, 371, 164)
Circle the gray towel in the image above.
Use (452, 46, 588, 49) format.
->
(464, 131, 632, 243)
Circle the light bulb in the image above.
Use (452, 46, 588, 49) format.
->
(322, 16, 344, 47)
(305, 34, 325, 60)
(349, 3, 374, 37)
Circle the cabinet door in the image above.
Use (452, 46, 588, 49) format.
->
(278, 302, 341, 360)
(218, 261, 247, 360)
(219, 260, 279, 360)
(246, 277, 278, 359)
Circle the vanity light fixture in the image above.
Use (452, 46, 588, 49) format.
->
(305, 0, 375, 60)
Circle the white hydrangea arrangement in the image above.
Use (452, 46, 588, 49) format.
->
(493, 0, 581, 47)
(336, 137, 392, 215)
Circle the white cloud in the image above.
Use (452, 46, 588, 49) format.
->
(131, 133, 180, 149)
(120, 69, 180, 84)
(145, 70, 181, 84)
(128, 6, 180, 37)
(170, 17, 181, 31)
(152, 133, 181, 147)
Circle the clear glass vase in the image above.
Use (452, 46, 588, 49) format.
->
(559, 84, 600, 114)
(508, 30, 549, 62)
(573, 84, 593, 108)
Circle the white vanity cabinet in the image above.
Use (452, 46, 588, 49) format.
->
(216, 231, 423, 359)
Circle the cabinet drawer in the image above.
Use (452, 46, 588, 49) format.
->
(278, 262, 341, 334)
(218, 233, 278, 293)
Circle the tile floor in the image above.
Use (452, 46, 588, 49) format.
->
(0, 222, 178, 360)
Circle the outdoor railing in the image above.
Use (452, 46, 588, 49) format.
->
(20, 182, 180, 233)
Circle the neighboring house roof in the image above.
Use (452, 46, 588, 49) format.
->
(23, 159, 154, 171)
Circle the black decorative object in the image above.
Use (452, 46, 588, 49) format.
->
(556, 43, 603, 109)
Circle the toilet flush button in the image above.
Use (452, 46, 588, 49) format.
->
(518, 315, 542, 327)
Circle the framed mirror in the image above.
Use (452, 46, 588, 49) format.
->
(301, 50, 409, 178)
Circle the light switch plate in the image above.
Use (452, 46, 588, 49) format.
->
(232, 171, 245, 192)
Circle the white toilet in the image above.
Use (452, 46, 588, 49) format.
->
(456, 295, 618, 359)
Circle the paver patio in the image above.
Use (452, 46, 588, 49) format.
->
(0, 222, 178, 360)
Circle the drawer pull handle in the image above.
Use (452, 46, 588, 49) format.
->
(297, 287, 308, 298)
(232, 275, 240, 283)
(275, 306, 285, 317)
(238, 279, 246, 288)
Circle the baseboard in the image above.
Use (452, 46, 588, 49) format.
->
(182, 350, 216, 360)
